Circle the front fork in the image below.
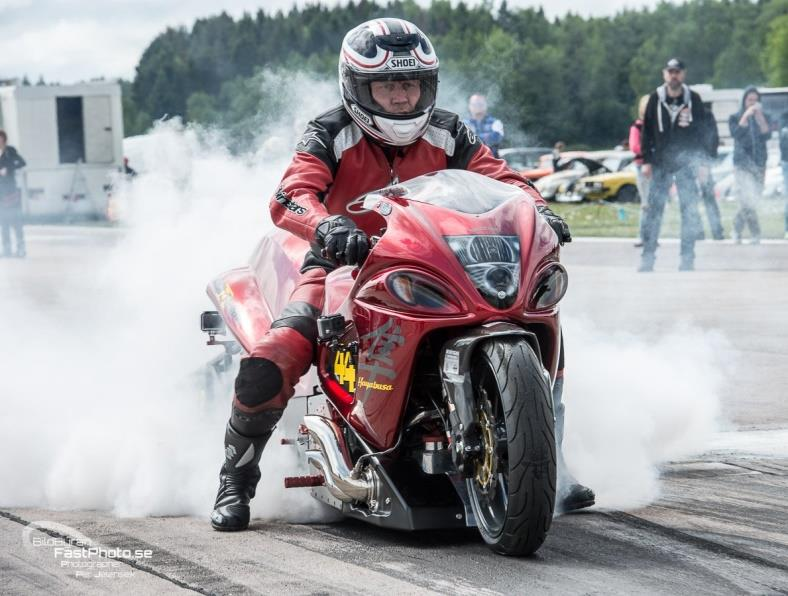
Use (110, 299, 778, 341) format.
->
(438, 322, 546, 477)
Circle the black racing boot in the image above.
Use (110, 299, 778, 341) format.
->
(211, 423, 270, 531)
(557, 448, 596, 513)
(553, 377, 596, 513)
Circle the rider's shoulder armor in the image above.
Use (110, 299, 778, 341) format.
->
(427, 108, 483, 170)
(296, 105, 354, 175)
(296, 105, 483, 175)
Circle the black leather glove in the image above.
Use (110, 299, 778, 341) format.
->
(537, 205, 572, 245)
(314, 215, 370, 266)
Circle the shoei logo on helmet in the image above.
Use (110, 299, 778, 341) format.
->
(350, 103, 373, 126)
(388, 57, 418, 69)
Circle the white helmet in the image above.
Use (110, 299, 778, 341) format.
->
(339, 18, 439, 146)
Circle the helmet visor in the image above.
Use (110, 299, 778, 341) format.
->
(343, 68, 438, 118)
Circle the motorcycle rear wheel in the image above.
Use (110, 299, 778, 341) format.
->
(466, 338, 556, 556)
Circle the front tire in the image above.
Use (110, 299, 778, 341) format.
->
(467, 339, 556, 556)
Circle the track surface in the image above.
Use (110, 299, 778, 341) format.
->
(1, 226, 787, 595)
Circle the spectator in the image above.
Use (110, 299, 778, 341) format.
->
(0, 129, 27, 258)
(729, 86, 772, 245)
(779, 111, 788, 240)
(639, 58, 706, 272)
(552, 141, 566, 170)
(630, 95, 650, 247)
(698, 106, 725, 240)
(465, 94, 504, 157)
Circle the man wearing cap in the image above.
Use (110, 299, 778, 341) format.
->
(639, 58, 707, 272)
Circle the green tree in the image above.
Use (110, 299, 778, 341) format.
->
(124, 0, 788, 150)
(186, 92, 219, 124)
(763, 14, 788, 86)
(713, 29, 764, 87)
(121, 80, 152, 136)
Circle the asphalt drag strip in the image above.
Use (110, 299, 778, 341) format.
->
(2, 448, 786, 595)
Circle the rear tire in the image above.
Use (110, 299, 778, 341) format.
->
(467, 339, 556, 556)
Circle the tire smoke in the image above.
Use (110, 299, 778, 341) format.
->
(560, 318, 726, 510)
(0, 74, 338, 521)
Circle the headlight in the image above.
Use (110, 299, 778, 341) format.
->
(387, 272, 450, 309)
(529, 264, 568, 310)
(357, 270, 464, 315)
(586, 181, 604, 190)
(445, 235, 520, 309)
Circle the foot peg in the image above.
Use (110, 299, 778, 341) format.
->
(284, 474, 325, 488)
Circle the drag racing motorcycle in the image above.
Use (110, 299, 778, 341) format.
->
(202, 170, 568, 555)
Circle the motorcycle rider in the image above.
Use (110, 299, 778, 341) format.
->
(211, 18, 594, 531)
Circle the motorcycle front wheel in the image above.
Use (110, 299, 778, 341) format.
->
(466, 338, 557, 556)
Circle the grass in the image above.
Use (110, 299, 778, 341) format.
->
(550, 196, 787, 238)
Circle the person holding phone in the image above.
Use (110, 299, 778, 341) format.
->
(729, 86, 772, 244)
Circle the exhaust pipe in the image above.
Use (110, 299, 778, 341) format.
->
(303, 415, 375, 504)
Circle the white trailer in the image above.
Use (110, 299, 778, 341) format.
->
(0, 82, 123, 219)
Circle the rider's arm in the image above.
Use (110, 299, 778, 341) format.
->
(269, 121, 337, 242)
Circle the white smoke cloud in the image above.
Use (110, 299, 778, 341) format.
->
(0, 74, 338, 521)
(561, 319, 726, 510)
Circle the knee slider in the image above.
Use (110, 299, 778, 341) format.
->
(235, 357, 284, 408)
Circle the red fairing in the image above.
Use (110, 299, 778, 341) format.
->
(207, 268, 274, 354)
(312, 175, 561, 449)
(220, 169, 563, 451)
(249, 229, 311, 317)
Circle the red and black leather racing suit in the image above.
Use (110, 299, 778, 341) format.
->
(230, 105, 550, 438)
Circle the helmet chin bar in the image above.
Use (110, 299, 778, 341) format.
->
(372, 112, 430, 146)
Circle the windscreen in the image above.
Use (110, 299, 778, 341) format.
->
(363, 170, 528, 215)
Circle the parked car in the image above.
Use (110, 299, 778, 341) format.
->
(521, 151, 590, 182)
(540, 150, 634, 201)
(568, 162, 640, 202)
(499, 147, 552, 171)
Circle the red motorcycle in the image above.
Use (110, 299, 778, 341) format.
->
(202, 170, 567, 555)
